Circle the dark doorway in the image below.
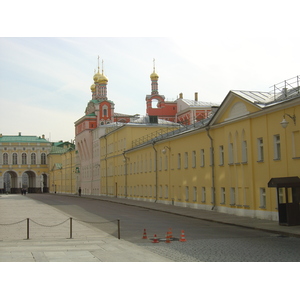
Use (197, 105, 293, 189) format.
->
(268, 177, 300, 226)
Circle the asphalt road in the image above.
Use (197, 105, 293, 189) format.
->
(28, 194, 300, 262)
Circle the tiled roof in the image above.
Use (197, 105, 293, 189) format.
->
(50, 142, 75, 154)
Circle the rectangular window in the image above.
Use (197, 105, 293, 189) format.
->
(259, 188, 266, 208)
(219, 146, 224, 165)
(177, 153, 181, 169)
(193, 186, 197, 202)
(184, 152, 188, 169)
(201, 187, 206, 203)
(273, 134, 281, 160)
(277, 187, 285, 204)
(220, 187, 226, 204)
(165, 185, 169, 198)
(257, 138, 264, 161)
(185, 186, 189, 201)
(41, 153, 46, 165)
(3, 153, 8, 165)
(12, 153, 18, 165)
(230, 187, 235, 205)
(200, 149, 205, 167)
(192, 151, 196, 168)
(164, 155, 168, 170)
(242, 141, 248, 163)
(22, 153, 27, 165)
(159, 185, 162, 198)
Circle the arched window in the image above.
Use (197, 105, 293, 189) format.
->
(228, 133, 234, 164)
(102, 105, 108, 117)
(241, 130, 248, 163)
(3, 153, 8, 165)
(12, 153, 18, 165)
(151, 99, 159, 108)
(22, 153, 27, 164)
(41, 153, 46, 164)
(31, 153, 36, 164)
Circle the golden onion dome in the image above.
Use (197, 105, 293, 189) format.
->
(98, 73, 108, 84)
(150, 71, 159, 80)
(90, 83, 96, 91)
(93, 72, 102, 82)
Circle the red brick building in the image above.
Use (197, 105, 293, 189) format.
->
(146, 65, 217, 125)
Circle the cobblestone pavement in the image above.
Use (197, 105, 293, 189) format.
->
(140, 235, 300, 262)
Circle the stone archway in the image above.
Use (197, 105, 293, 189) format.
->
(3, 171, 19, 193)
(23, 170, 39, 193)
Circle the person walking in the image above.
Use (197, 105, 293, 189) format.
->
(78, 187, 81, 196)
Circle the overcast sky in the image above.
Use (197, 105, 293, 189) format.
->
(0, 1, 299, 142)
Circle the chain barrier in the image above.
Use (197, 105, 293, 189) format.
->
(0, 219, 27, 226)
(30, 218, 69, 227)
(0, 217, 121, 240)
(72, 218, 119, 224)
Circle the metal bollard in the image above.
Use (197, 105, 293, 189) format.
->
(117, 219, 120, 239)
(69, 217, 73, 239)
(26, 218, 30, 240)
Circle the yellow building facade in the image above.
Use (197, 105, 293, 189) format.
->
(100, 80, 300, 222)
(100, 120, 181, 197)
(0, 133, 51, 193)
(48, 141, 76, 195)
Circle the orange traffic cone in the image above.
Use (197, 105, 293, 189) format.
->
(152, 234, 160, 243)
(168, 228, 173, 239)
(165, 230, 171, 243)
(179, 230, 187, 242)
(142, 228, 148, 239)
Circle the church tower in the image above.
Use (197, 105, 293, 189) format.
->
(75, 57, 115, 137)
(89, 57, 114, 126)
(146, 59, 177, 122)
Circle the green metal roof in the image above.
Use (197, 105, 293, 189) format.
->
(0, 135, 50, 144)
(50, 142, 75, 154)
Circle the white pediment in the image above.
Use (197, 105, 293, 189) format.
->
(226, 102, 249, 120)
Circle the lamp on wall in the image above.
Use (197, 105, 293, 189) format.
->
(161, 146, 171, 154)
(280, 113, 296, 128)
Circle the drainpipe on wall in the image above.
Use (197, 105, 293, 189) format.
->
(152, 141, 158, 202)
(104, 135, 108, 196)
(122, 151, 128, 199)
(206, 126, 216, 210)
